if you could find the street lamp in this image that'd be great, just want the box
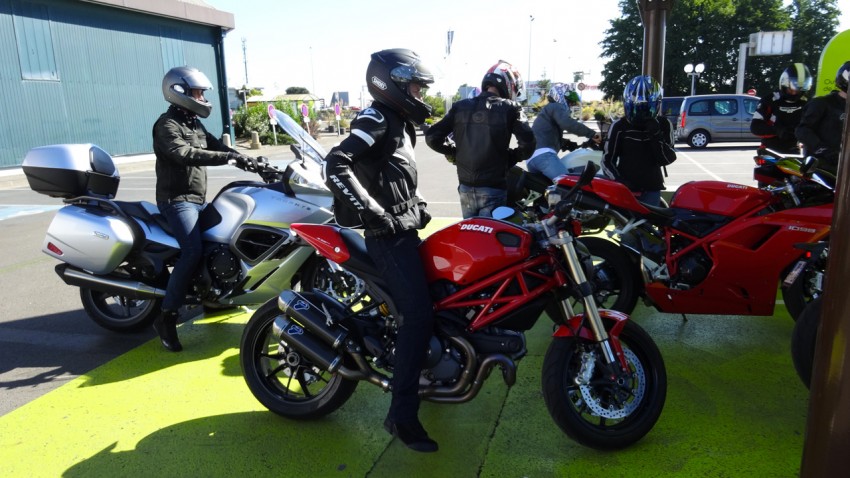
[528,15,534,93]
[684,63,705,96]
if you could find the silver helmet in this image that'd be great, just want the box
[162,66,214,118]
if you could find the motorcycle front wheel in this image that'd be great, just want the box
[541,319,667,450]
[79,288,160,332]
[240,298,358,419]
[791,296,821,389]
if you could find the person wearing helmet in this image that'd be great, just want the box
[527,83,601,180]
[601,75,676,207]
[795,61,849,174]
[751,63,812,154]
[323,49,437,452]
[425,60,535,218]
[153,66,260,352]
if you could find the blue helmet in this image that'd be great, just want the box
[623,75,662,124]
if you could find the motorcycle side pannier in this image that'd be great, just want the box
[22,144,120,198]
[43,205,136,274]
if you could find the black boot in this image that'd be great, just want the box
[152,309,182,352]
[383,418,438,453]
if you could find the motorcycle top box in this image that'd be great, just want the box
[22,144,120,198]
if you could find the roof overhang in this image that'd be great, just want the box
[78,0,235,31]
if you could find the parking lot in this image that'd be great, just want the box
[0,136,809,477]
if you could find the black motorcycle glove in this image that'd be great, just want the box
[229,152,259,172]
[363,213,396,237]
[418,203,432,229]
[559,138,579,152]
[256,156,270,169]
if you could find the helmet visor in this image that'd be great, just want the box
[181,69,213,91]
[390,64,434,86]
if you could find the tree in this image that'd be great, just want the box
[599,0,839,99]
[286,86,310,94]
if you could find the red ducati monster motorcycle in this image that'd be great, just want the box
[558,157,833,318]
[240,165,667,450]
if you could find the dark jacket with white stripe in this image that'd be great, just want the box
[601,116,676,192]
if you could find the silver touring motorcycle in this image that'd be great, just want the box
[22,110,361,332]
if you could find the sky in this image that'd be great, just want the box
[203,0,850,105]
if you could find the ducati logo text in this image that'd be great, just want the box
[461,224,494,234]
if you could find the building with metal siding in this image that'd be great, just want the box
[0,0,234,168]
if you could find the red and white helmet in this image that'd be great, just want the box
[481,60,524,101]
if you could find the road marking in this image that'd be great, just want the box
[0,205,61,221]
[675,150,724,181]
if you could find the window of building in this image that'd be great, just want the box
[12,0,59,81]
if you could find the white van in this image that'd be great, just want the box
[676,94,761,148]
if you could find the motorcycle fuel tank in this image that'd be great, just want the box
[670,181,771,217]
[420,218,532,285]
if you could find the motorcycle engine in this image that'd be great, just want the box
[674,250,711,287]
[205,245,242,289]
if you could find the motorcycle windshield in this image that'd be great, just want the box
[271,109,328,193]
[273,109,327,163]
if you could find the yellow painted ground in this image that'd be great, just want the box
[0,219,810,477]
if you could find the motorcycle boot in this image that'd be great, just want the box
[152,309,182,352]
[383,418,438,453]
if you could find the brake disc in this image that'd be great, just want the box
[579,348,645,419]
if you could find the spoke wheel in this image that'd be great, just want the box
[240,298,357,419]
[80,288,160,332]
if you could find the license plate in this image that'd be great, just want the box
[782,260,807,287]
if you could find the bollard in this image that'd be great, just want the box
[250,131,261,150]
[222,133,231,148]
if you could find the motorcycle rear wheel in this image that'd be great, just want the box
[781,263,823,321]
[791,296,821,389]
[79,288,160,332]
[541,320,667,450]
[240,298,358,419]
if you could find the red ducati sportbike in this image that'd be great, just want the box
[240,166,667,450]
[559,158,833,318]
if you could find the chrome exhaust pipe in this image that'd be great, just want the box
[55,264,165,299]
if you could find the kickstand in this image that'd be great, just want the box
[681,313,688,322]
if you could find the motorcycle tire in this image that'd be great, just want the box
[791,296,821,389]
[573,237,641,314]
[79,288,161,333]
[240,297,358,419]
[541,319,667,450]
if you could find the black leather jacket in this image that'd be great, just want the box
[425,92,535,189]
[323,101,428,232]
[153,105,233,204]
[795,91,847,172]
[751,92,807,153]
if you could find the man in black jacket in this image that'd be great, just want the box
[602,75,676,207]
[796,61,849,175]
[425,61,535,218]
[750,63,812,154]
[153,66,258,352]
[323,49,437,453]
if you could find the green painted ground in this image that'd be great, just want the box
[0,220,809,477]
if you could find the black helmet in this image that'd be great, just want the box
[366,49,435,125]
[162,66,214,118]
[481,60,524,101]
[778,63,812,101]
[835,61,850,93]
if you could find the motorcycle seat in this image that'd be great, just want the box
[114,201,172,235]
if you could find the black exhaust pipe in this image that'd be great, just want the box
[55,264,165,299]
[274,316,343,373]
[277,290,348,348]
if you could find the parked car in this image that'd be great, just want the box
[660,96,685,126]
[676,94,760,148]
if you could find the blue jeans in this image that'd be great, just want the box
[458,185,507,219]
[527,151,567,180]
[634,190,661,207]
[365,229,434,423]
[159,201,205,311]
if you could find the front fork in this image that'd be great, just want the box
[552,229,624,369]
